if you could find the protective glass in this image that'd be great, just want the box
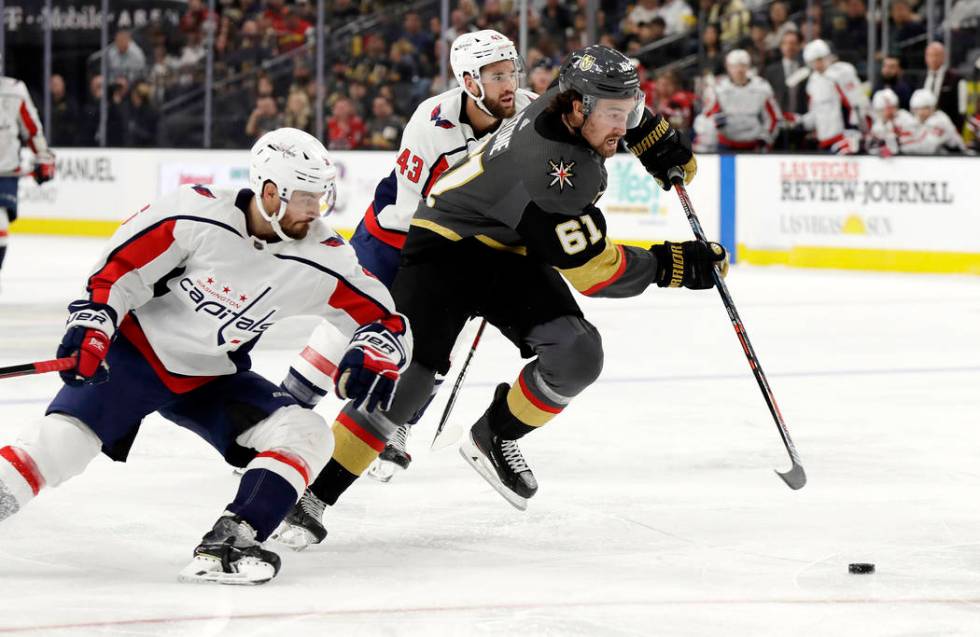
[591,95,645,129]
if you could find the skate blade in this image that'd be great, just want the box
[177,557,275,585]
[269,523,318,552]
[366,458,402,483]
[458,437,528,512]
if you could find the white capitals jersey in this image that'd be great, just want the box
[84,185,402,385]
[362,86,536,248]
[802,61,870,150]
[702,75,781,148]
[870,109,919,155]
[0,76,49,175]
[899,110,968,155]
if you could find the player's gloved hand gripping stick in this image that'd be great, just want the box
[667,167,806,490]
[335,320,411,413]
[0,300,116,382]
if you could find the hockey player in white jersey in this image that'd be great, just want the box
[795,39,871,154]
[701,49,781,151]
[868,88,919,156]
[0,70,56,283]
[0,128,411,585]
[279,30,535,490]
[901,88,969,155]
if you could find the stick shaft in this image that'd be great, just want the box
[672,182,804,480]
[432,319,487,445]
[0,356,75,380]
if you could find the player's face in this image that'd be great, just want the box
[582,97,635,158]
[280,190,325,239]
[882,104,897,120]
[810,57,829,73]
[727,63,749,84]
[913,106,933,123]
[480,59,519,119]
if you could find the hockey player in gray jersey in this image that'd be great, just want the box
[274,45,726,544]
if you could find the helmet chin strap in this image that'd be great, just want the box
[256,194,295,242]
[465,76,495,118]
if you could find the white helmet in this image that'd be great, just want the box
[725,49,751,68]
[910,88,937,110]
[871,88,899,111]
[249,127,337,241]
[450,29,521,116]
[802,39,832,65]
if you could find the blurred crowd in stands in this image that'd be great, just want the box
[37,0,980,153]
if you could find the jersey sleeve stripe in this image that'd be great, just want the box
[764,100,779,134]
[559,240,627,296]
[88,219,178,304]
[364,202,408,249]
[18,101,39,138]
[419,143,468,197]
[421,155,451,197]
[328,279,389,325]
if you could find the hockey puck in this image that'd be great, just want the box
[848,563,875,574]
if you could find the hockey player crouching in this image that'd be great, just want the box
[0,128,411,584]
[274,45,728,546]
[278,30,535,489]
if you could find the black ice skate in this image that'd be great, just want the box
[178,514,281,585]
[367,424,412,483]
[269,489,327,551]
[459,383,538,511]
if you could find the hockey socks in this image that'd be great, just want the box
[226,468,298,541]
[272,408,387,550]
[309,409,386,505]
[498,363,570,438]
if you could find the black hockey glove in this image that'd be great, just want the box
[624,107,697,191]
[649,241,728,289]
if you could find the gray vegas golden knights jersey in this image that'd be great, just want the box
[405,87,659,298]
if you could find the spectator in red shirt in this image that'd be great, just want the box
[263,0,287,33]
[327,97,366,150]
[278,7,311,52]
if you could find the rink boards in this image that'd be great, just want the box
[11,149,980,275]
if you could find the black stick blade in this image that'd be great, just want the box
[776,462,807,490]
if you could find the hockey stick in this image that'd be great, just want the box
[430,318,488,450]
[0,356,76,380]
[669,171,807,490]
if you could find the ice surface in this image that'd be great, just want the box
[1,235,979,636]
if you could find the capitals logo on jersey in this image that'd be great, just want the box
[430,104,455,129]
[178,276,279,346]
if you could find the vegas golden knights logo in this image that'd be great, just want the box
[578,55,595,72]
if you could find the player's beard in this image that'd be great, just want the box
[281,217,313,240]
[484,92,516,119]
[596,134,622,158]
